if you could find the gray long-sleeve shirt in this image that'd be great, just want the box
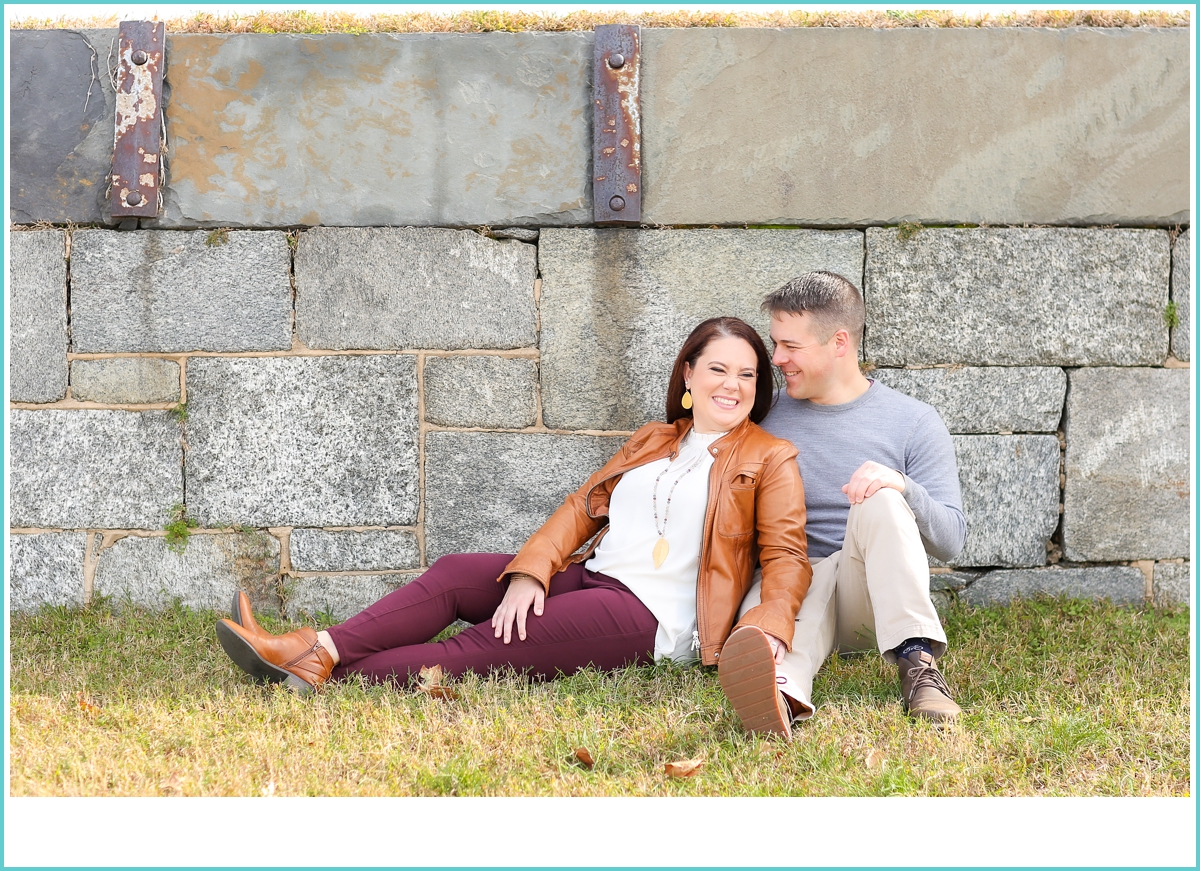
[761,381,966,562]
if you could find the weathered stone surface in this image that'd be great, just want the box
[961,566,1145,607]
[186,356,419,527]
[9,231,67,402]
[643,28,1189,226]
[70,230,292,353]
[93,533,281,612]
[929,570,979,592]
[539,229,864,430]
[1153,562,1190,607]
[10,29,117,224]
[290,529,420,573]
[945,435,1060,568]
[10,410,181,529]
[872,367,1065,434]
[285,574,405,623]
[296,229,536,351]
[155,32,592,228]
[425,432,625,559]
[71,358,181,404]
[8,532,87,612]
[1062,368,1190,561]
[1172,229,1190,361]
[866,228,1170,366]
[492,228,539,242]
[424,356,538,429]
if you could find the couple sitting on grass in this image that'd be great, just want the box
[217,271,966,738]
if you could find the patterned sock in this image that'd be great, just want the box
[893,637,934,661]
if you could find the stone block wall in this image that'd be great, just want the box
[7,224,1191,615]
[7,26,1191,615]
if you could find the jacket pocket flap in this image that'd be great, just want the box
[729,462,764,488]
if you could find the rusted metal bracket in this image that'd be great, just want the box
[110,20,165,221]
[593,25,641,226]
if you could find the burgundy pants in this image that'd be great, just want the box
[325,553,658,685]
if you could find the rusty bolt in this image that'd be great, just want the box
[608,53,625,69]
[132,50,148,65]
[609,195,626,212]
[126,191,143,206]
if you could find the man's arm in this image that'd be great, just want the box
[899,409,966,562]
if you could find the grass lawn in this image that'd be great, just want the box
[7,596,1191,797]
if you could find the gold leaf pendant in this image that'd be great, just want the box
[652,537,669,569]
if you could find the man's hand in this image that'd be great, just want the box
[492,573,545,643]
[841,460,905,504]
[765,632,787,665]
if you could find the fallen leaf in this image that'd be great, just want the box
[664,758,704,778]
[417,665,460,700]
[1020,716,1035,723]
[756,744,785,760]
[76,691,101,716]
[1062,676,1076,685]
[574,747,595,769]
[261,779,276,797]
[864,749,884,769]
[160,773,184,795]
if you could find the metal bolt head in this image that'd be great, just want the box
[126,190,143,206]
[608,53,625,69]
[609,195,626,212]
[132,50,148,65]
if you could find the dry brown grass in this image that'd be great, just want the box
[10,8,1190,34]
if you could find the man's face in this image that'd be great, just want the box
[769,311,841,402]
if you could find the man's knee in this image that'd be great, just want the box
[848,487,913,525]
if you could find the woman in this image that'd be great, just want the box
[217,317,812,737]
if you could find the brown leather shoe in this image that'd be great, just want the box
[898,650,961,726]
[718,626,792,740]
[230,590,268,636]
[216,619,333,696]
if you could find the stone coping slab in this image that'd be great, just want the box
[642,27,1189,226]
[154,32,592,228]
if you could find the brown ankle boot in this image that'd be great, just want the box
[230,590,268,636]
[898,650,961,726]
[216,619,334,696]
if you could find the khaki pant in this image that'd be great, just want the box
[737,488,946,720]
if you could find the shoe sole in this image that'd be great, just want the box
[215,620,313,697]
[718,627,790,739]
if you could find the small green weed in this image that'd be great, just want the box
[896,221,924,242]
[1164,301,1180,329]
[205,228,229,247]
[164,504,200,554]
[170,402,188,423]
[285,231,299,252]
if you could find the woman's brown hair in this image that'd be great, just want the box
[666,317,776,425]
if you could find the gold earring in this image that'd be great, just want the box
[681,387,693,410]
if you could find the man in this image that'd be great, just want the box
[720,270,966,733]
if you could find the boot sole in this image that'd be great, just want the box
[215,620,313,696]
[718,627,790,739]
[230,590,245,627]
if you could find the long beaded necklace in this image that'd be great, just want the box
[650,446,709,570]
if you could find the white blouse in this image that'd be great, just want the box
[585,429,725,661]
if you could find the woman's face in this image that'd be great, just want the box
[682,335,758,434]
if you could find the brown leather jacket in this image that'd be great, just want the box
[501,417,811,665]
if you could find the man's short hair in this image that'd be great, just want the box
[761,271,865,349]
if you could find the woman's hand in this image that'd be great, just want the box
[492,573,545,644]
[764,632,787,665]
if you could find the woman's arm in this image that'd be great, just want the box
[735,445,811,651]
